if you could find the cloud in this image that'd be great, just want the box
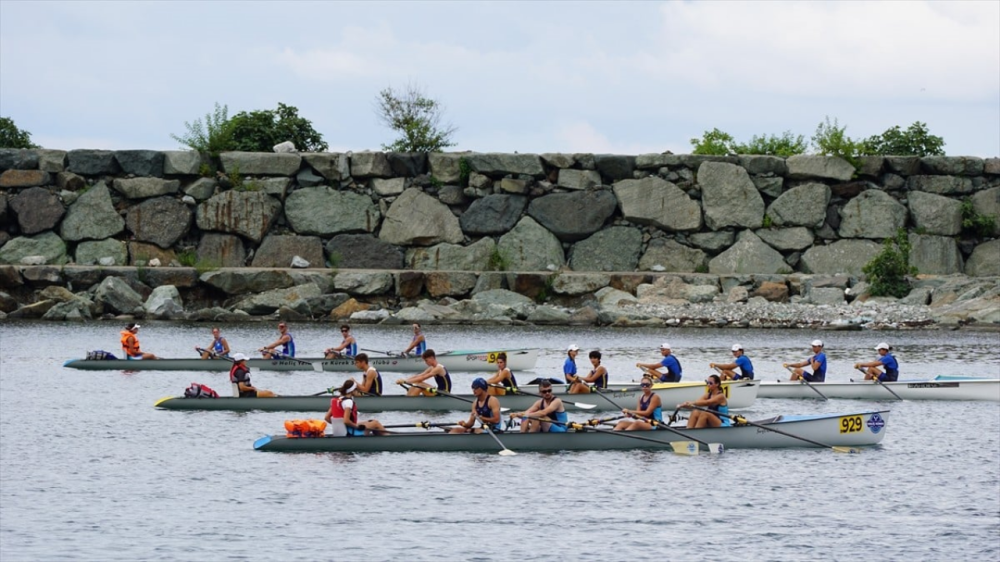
[553,121,683,155]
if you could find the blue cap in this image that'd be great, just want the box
[471,378,488,391]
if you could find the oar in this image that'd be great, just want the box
[856,367,904,401]
[195,347,222,359]
[259,349,323,372]
[688,405,861,454]
[361,347,400,357]
[785,365,829,401]
[397,382,510,412]
[590,388,712,454]
[381,421,457,430]
[489,384,597,410]
[477,415,516,456]
[566,421,702,456]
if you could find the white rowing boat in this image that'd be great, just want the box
[758,376,1000,401]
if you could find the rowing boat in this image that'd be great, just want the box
[64,348,539,373]
[154,380,759,412]
[758,376,1000,401]
[252,410,889,453]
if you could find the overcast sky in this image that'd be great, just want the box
[2,1,998,156]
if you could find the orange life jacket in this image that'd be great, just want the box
[120,331,140,357]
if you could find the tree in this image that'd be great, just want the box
[861,121,945,156]
[862,229,918,298]
[229,103,328,152]
[0,117,39,149]
[375,84,456,152]
[170,102,235,156]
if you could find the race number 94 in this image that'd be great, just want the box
[487,353,498,363]
[839,415,863,434]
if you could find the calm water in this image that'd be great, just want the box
[1,321,998,561]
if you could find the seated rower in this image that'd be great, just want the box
[856,342,899,382]
[569,350,609,394]
[449,378,503,434]
[260,322,295,359]
[229,353,276,398]
[197,327,230,359]
[485,352,518,396]
[401,323,427,357]
[710,344,754,381]
[396,349,452,396]
[678,374,728,429]
[325,380,387,437]
[344,353,383,396]
[325,324,357,359]
[514,380,568,433]
[614,376,663,432]
[636,342,681,383]
[563,344,580,387]
[121,323,157,360]
[784,340,827,382]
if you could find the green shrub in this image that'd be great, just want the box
[811,116,863,167]
[690,128,737,155]
[738,131,808,157]
[0,117,38,148]
[177,249,197,267]
[762,214,774,229]
[458,157,472,184]
[862,229,917,298]
[428,175,444,189]
[229,103,327,152]
[487,246,511,271]
[960,198,997,238]
[376,84,457,152]
[171,102,235,156]
[862,122,945,157]
[198,162,214,177]
[194,258,221,275]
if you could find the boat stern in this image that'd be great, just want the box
[253,435,273,450]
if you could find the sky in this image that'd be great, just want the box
[1,1,998,156]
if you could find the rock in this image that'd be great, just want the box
[94,276,144,314]
[233,283,322,315]
[37,150,67,173]
[753,281,789,303]
[613,176,701,231]
[8,300,57,319]
[467,153,545,178]
[786,155,855,181]
[75,238,127,266]
[254,177,293,199]
[115,150,164,177]
[472,272,506,294]
[920,156,984,176]
[438,185,468,206]
[296,167,325,188]
[330,298,371,319]
[800,240,882,275]
[508,273,552,300]
[304,293,351,316]
[970,187,1000,236]
[689,231,735,253]
[350,309,391,323]
[638,239,707,272]
[56,172,85,191]
[407,238,494,271]
[379,188,463,246]
[556,169,602,190]
[757,227,815,251]
[428,153,463,183]
[371,177,406,196]
[838,190,907,239]
[906,175,974,195]
[112,177,180,199]
[349,152,393,178]
[460,194,528,235]
[752,176,784,199]
[163,151,204,175]
[726,285,749,303]
[472,289,535,317]
[326,234,404,269]
[0,148,39,171]
[552,273,611,295]
[9,187,65,234]
[699,162,765,230]
[708,230,788,274]
[19,256,47,266]
[302,153,350,182]
[196,191,282,243]
[900,286,932,306]
[67,150,120,175]
[965,239,1000,276]
[425,272,478,298]
[144,285,184,318]
[739,155,788,176]
[197,234,246,268]
[637,276,718,304]
[200,269,296,294]
[183,177,217,200]
[146,267,198,289]
[333,272,394,295]
[596,286,638,307]
[0,170,51,188]
[273,141,297,153]
[885,156,921,176]
[0,265,23,289]
[594,155,636,182]
[766,182,830,228]
[526,305,573,325]
[526,191,617,241]
[0,232,67,265]
[396,271,425,299]
[808,287,845,306]
[386,153,427,177]
[986,158,1000,175]
[252,235,325,268]
[127,242,175,266]
[494,217,563,271]
[42,296,94,321]
[499,178,528,194]
[60,183,125,241]
[125,196,193,248]
[219,152,301,176]
[907,191,962,236]
[541,153,576,169]
[830,181,869,199]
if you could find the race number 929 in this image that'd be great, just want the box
[839,415,863,434]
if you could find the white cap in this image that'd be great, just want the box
[731,344,743,351]
[660,342,671,350]
[811,340,824,347]
[875,342,890,350]
[232,353,248,361]
[567,344,580,352]
[132,324,141,329]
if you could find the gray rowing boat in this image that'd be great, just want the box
[758,376,1000,401]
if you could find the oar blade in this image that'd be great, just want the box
[669,441,700,456]
[498,448,517,457]
[574,402,597,410]
[832,446,862,454]
[708,443,724,455]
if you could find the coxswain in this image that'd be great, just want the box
[197,327,230,359]
[679,374,728,429]
[325,324,357,359]
[229,353,276,398]
[401,323,427,357]
[324,380,388,437]
[121,323,157,360]
[563,344,580,385]
[710,344,754,381]
[857,342,900,382]
[513,379,568,433]
[636,342,682,382]
[396,349,452,396]
[485,352,518,396]
[260,322,295,359]
[449,378,503,434]
[614,376,663,431]
[784,340,827,382]
[568,350,609,394]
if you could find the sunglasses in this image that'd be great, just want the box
[705,380,716,385]
[341,329,349,333]
[640,383,652,388]
[540,389,553,394]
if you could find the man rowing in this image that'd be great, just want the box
[678,374,728,428]
[345,353,383,396]
[230,353,275,398]
[568,350,609,394]
[856,342,900,382]
[396,349,453,396]
[710,344,754,380]
[197,327,230,359]
[449,378,503,434]
[325,380,388,437]
[325,324,357,359]
[637,342,681,382]
[485,352,518,395]
[514,380,568,433]
[401,323,426,357]
[260,322,295,359]
[121,323,157,360]
[614,376,663,431]
[783,340,827,382]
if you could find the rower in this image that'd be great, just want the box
[710,344,754,381]
[401,323,426,357]
[514,380,568,433]
[325,380,388,437]
[449,378,503,434]
[396,349,452,396]
[563,344,580,386]
[636,342,682,383]
[784,340,827,382]
[325,324,357,359]
[614,376,663,431]
[678,374,728,428]
[346,353,383,396]
[260,322,295,359]
[485,352,518,396]
[197,327,230,359]
[857,342,899,382]
[121,323,157,360]
[229,353,276,398]
[568,350,609,394]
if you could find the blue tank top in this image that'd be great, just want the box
[639,393,663,425]
[212,337,226,355]
[879,353,899,381]
[546,403,568,428]
[282,334,295,357]
[411,335,426,355]
[474,396,500,431]
[368,369,383,396]
[434,367,452,392]
[342,338,357,358]
[589,367,608,389]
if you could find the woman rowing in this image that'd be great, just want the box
[613,376,663,432]
[568,350,609,394]
[324,380,388,437]
[485,352,518,395]
[229,353,276,398]
[514,380,568,433]
[678,374,728,428]
[401,323,427,357]
[345,353,383,396]
[449,378,503,434]
[396,349,452,396]
[856,342,899,382]
[197,327,230,359]
[325,324,357,359]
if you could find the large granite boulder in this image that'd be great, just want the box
[94,276,144,314]
[144,285,184,318]
[906,175,974,195]
[460,194,528,235]
[349,152,393,178]
[800,240,881,275]
[325,234,404,269]
[739,155,788,175]
[380,188,463,246]
[387,153,428,177]
[689,231,735,253]
[552,273,611,295]
[0,231,67,265]
[200,269,297,295]
[920,156,984,176]
[302,153,350,182]
[0,170,51,188]
[466,153,545,178]
[9,187,65,234]
[527,190,617,241]
[569,227,642,272]
[333,272,394,295]
[233,283,322,315]
[425,271,478,298]
[557,169,602,190]
[126,196,193,248]
[964,239,1000,277]
[428,153,462,183]
[698,162,764,230]
[786,155,854,181]
[970,187,1000,236]
[197,233,246,267]
[163,151,204,175]
[637,276,719,304]
[708,230,787,274]
[838,191,907,239]
[60,183,125,241]
[908,234,963,275]
[638,239,708,272]
[284,187,380,236]
[76,239,127,266]
[115,150,164,177]
[184,178,218,201]
[196,191,282,243]
[220,152,301,176]
[497,217,564,271]
[766,182,830,228]
[613,176,701,231]
[594,155,636,182]
[252,235,325,268]
[127,242,177,266]
[907,191,962,236]
[112,178,180,199]
[370,177,406,196]
[407,238,495,271]
[757,227,815,251]
[67,150,119,175]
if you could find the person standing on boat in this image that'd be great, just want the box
[857,342,899,382]
[563,344,580,385]
[514,380,568,433]
[784,340,827,382]
[396,349,453,396]
[450,378,503,434]
[401,323,426,357]
[345,353,383,396]
[614,376,663,432]
[325,380,388,437]
[197,327,230,359]
[230,353,276,398]
[485,352,518,396]
[637,343,682,383]
[325,324,357,359]
[710,344,754,381]
[679,374,728,429]
[260,322,295,359]
[568,350,609,394]
[121,323,157,360]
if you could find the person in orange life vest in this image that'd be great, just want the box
[396,349,453,396]
[324,380,388,437]
[120,323,157,360]
[229,353,276,398]
[449,378,503,434]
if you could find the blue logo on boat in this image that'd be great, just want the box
[866,413,885,434]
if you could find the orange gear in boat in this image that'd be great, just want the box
[120,331,141,357]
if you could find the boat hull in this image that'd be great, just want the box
[155,380,758,412]
[758,378,1000,401]
[253,410,890,453]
